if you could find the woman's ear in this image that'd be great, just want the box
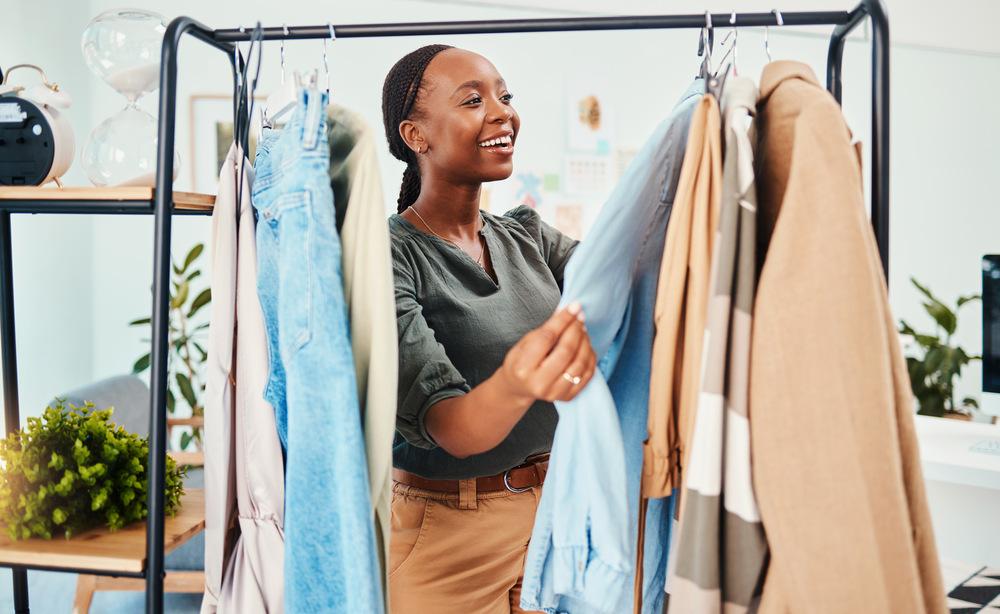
[399,120,427,155]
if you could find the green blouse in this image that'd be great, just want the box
[389,205,580,479]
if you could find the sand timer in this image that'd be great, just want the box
[80,9,179,187]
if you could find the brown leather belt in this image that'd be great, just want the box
[393,454,549,494]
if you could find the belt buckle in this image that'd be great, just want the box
[503,468,531,494]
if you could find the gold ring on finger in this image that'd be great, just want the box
[562,372,582,385]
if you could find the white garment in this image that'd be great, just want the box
[202,146,285,614]
[328,104,397,599]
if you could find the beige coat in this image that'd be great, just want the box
[203,146,285,614]
[643,93,722,499]
[750,61,945,614]
[328,104,398,599]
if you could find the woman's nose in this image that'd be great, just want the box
[487,99,513,122]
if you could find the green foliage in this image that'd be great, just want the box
[130,243,210,451]
[899,277,982,417]
[0,400,185,540]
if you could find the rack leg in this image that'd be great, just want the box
[868,0,890,281]
[11,568,27,614]
[0,212,29,614]
[146,18,190,614]
[825,0,891,282]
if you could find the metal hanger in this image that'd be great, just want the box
[241,24,263,152]
[261,24,298,130]
[713,11,738,78]
[323,23,336,100]
[765,9,783,63]
[697,10,713,81]
[232,26,246,148]
[231,23,262,214]
[699,11,726,99]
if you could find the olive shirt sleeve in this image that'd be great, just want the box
[504,205,580,290]
[391,255,471,449]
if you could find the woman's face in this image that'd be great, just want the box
[402,48,521,184]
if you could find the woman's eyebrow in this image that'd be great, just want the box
[451,78,507,97]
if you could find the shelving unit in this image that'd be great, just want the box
[0,490,205,576]
[0,187,214,214]
[0,1,889,611]
[0,186,213,614]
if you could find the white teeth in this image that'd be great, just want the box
[479,135,512,147]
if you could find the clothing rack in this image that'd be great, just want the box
[0,2,888,612]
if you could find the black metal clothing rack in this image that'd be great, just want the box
[0,2,888,612]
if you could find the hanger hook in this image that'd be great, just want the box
[234,25,244,87]
[730,11,738,76]
[701,11,713,67]
[280,24,289,84]
[323,24,336,99]
[765,9,783,62]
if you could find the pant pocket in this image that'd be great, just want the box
[389,491,434,577]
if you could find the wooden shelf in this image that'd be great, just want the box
[0,186,214,211]
[0,489,204,575]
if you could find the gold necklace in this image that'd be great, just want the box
[409,206,486,267]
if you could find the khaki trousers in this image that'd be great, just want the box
[389,481,543,614]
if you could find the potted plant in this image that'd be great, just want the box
[129,243,211,449]
[898,277,981,419]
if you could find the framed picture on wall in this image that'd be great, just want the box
[188,93,261,193]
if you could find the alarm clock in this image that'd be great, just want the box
[0,64,75,186]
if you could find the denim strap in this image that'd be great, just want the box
[301,88,325,151]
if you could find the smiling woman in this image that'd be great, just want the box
[381,46,595,613]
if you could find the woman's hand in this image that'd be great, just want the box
[499,301,598,404]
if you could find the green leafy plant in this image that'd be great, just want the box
[0,400,185,540]
[899,277,981,417]
[130,243,211,451]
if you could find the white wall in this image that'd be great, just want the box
[3,2,999,426]
[890,43,1000,414]
[0,1,96,428]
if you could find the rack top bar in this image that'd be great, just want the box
[212,10,854,42]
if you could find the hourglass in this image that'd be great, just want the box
[80,9,179,187]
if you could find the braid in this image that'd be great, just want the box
[381,44,453,213]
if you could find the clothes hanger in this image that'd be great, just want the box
[233,23,262,152]
[260,24,299,131]
[322,23,336,100]
[764,9,783,63]
[231,23,262,215]
[699,11,725,99]
[713,11,738,78]
[232,27,243,147]
[697,10,713,81]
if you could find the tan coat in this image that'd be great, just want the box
[750,61,946,614]
[643,94,722,499]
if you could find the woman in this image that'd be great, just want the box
[382,44,597,613]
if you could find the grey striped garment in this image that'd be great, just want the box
[666,76,768,613]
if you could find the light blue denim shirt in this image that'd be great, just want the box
[521,80,703,614]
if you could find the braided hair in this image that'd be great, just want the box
[382,44,453,214]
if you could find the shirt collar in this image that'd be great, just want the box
[758,60,821,103]
[722,75,758,113]
[679,78,706,105]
